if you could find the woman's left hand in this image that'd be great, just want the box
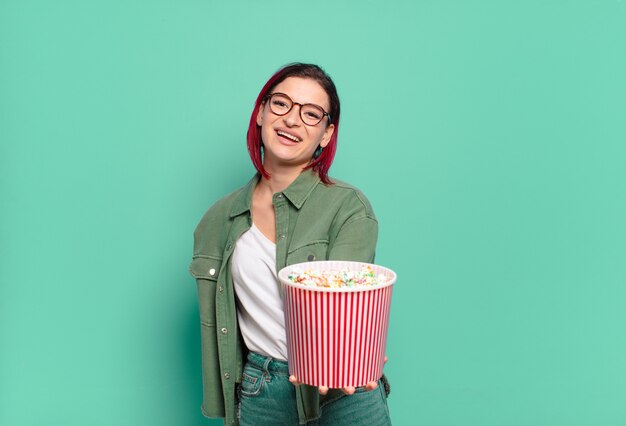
[289,356,387,395]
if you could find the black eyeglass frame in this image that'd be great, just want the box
[263,92,332,126]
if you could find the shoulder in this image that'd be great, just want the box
[192,184,247,256]
[315,177,376,220]
[200,187,242,223]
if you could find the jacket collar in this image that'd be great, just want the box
[283,169,321,209]
[229,169,321,218]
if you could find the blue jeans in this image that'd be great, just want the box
[238,352,392,425]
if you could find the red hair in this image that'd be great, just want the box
[246,63,340,185]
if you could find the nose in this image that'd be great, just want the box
[283,104,302,126]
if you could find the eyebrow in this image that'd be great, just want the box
[270,92,328,110]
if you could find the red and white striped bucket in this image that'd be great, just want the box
[278,260,396,388]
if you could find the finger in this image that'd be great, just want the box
[341,386,355,395]
[289,375,302,386]
[384,356,388,364]
[318,386,329,395]
[365,381,378,391]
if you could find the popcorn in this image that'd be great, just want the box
[287,265,389,288]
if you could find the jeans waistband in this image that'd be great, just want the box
[246,351,290,374]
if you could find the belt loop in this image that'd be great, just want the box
[262,355,272,382]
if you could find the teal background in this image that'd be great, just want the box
[1,1,625,425]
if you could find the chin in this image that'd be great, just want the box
[267,154,311,168]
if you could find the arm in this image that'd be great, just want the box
[291,214,384,395]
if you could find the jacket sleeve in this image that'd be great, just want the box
[327,215,378,263]
[189,255,225,417]
[189,207,228,419]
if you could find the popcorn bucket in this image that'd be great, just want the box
[278,260,396,388]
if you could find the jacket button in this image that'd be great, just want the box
[221,327,228,334]
[218,285,223,292]
[307,255,315,261]
[277,194,283,199]
[280,234,286,239]
[224,372,230,379]
[227,243,232,251]
[209,268,216,276]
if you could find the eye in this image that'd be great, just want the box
[272,99,288,108]
[305,111,322,120]
[302,105,324,120]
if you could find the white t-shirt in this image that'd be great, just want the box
[231,223,287,361]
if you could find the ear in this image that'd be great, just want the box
[256,103,265,126]
[320,123,335,148]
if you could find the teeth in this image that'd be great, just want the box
[277,130,300,142]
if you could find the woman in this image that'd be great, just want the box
[190,63,391,425]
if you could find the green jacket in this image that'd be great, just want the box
[189,169,378,425]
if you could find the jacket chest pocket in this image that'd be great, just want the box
[286,240,329,265]
[190,256,223,326]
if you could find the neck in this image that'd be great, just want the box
[258,163,305,194]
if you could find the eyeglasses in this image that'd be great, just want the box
[264,92,331,126]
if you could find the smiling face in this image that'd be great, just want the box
[256,77,335,171]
